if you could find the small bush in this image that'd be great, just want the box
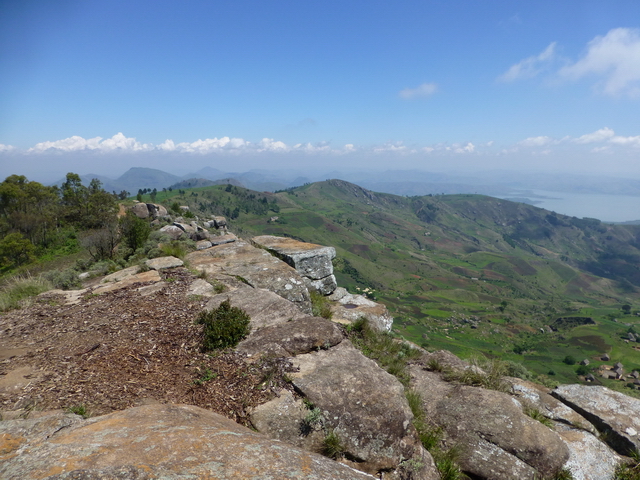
[563,355,576,365]
[196,299,251,351]
[310,290,332,319]
[43,268,82,290]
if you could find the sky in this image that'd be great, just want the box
[1,0,640,183]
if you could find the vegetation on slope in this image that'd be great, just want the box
[156,180,640,391]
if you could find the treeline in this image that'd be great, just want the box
[197,184,279,219]
[0,173,119,269]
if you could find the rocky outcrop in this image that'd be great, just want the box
[130,202,168,219]
[204,286,306,331]
[236,315,344,358]
[552,384,640,455]
[556,423,623,480]
[330,291,393,331]
[158,224,184,239]
[507,377,597,433]
[0,404,377,479]
[145,255,184,270]
[289,340,434,477]
[252,235,337,295]
[410,364,570,480]
[186,239,312,313]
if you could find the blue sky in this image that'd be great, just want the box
[2,0,640,182]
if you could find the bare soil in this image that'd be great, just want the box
[0,268,290,425]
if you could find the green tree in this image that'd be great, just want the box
[0,175,59,247]
[119,211,151,252]
[0,232,36,269]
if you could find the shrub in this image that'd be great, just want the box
[196,299,251,351]
[576,365,591,376]
[43,268,82,290]
[563,355,576,365]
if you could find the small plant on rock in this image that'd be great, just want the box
[615,449,640,480]
[196,299,251,351]
[310,290,332,319]
[322,429,345,459]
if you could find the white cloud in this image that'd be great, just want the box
[574,127,615,144]
[0,144,15,152]
[454,142,475,153]
[399,83,438,99]
[518,136,553,147]
[498,42,557,82]
[27,133,151,153]
[559,28,640,97]
[373,141,409,153]
[609,135,640,147]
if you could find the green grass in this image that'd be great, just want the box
[0,275,53,312]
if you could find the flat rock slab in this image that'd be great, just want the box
[251,235,336,280]
[331,293,393,332]
[290,340,422,474]
[92,270,162,295]
[552,384,640,455]
[205,286,306,332]
[186,240,311,313]
[0,404,377,479]
[508,378,596,433]
[210,233,237,245]
[556,424,622,480]
[102,265,140,283]
[236,315,344,358]
[145,255,184,270]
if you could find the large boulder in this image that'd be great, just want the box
[556,424,622,480]
[130,202,150,218]
[252,235,337,294]
[552,384,640,455]
[158,224,184,240]
[0,404,377,479]
[289,340,435,477]
[331,293,393,331]
[236,315,344,358]
[409,365,570,480]
[204,286,306,332]
[186,240,312,313]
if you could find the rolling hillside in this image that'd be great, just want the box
[150,179,640,386]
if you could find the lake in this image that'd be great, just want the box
[499,189,640,223]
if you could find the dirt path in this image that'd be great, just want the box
[0,268,283,424]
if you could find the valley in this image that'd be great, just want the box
[153,179,640,389]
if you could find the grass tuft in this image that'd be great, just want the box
[0,274,52,312]
[310,290,332,319]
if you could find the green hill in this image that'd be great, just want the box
[151,179,640,387]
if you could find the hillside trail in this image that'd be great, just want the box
[0,268,279,423]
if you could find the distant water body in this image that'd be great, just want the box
[500,189,640,223]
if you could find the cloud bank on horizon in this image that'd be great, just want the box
[1,2,640,180]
